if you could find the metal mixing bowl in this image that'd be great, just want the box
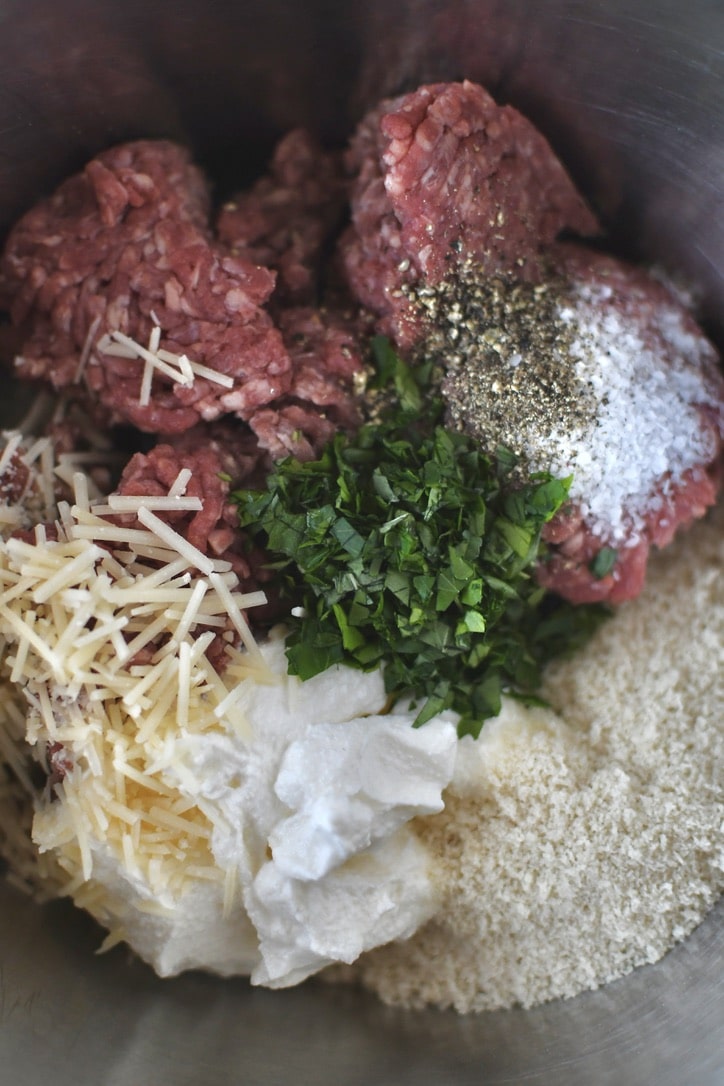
[0,2,722,1083]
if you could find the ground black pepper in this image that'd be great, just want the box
[406,264,597,478]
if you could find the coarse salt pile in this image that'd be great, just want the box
[547,282,720,542]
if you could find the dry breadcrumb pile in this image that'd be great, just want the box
[335,503,723,1012]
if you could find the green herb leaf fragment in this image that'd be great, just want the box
[589,546,618,579]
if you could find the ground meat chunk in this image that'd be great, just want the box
[0,140,291,435]
[116,424,267,580]
[217,130,348,306]
[170,418,272,487]
[248,307,364,460]
[340,80,599,348]
[0,447,29,507]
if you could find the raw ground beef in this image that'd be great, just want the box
[340,80,599,348]
[1,138,365,461]
[538,460,722,603]
[116,420,272,579]
[249,306,363,460]
[0,140,291,435]
[217,129,348,306]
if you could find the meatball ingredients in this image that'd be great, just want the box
[0,78,721,1014]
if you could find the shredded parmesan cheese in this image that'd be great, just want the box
[96,323,234,409]
[0,465,270,921]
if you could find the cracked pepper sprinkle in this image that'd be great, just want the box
[414,270,596,480]
[403,261,720,544]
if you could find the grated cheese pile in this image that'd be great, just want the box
[0,469,269,924]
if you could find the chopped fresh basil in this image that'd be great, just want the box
[234,341,607,737]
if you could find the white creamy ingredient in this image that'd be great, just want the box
[27,637,459,986]
[155,637,459,986]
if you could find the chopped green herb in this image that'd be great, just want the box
[589,546,618,579]
[234,342,607,737]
